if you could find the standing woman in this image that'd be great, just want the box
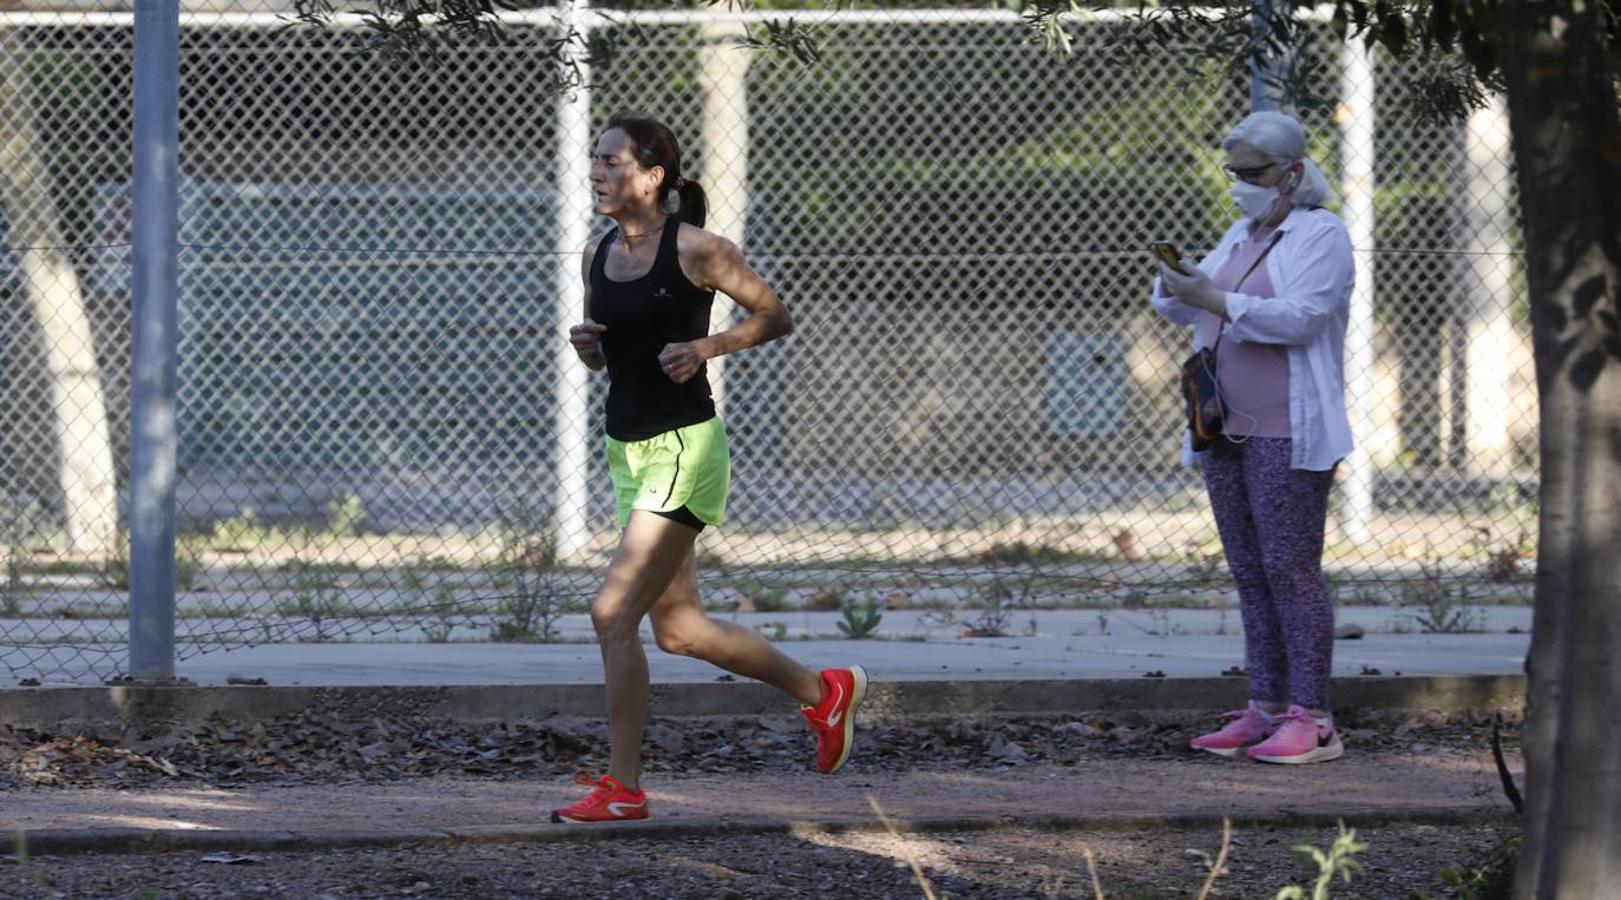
[555,114,867,823]
[1152,111,1355,764]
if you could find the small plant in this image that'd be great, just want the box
[913,597,962,631]
[96,533,198,591]
[280,560,345,642]
[402,569,459,643]
[961,563,1041,637]
[1469,522,1532,583]
[1417,594,1483,633]
[490,578,558,642]
[326,494,367,539]
[806,583,850,611]
[175,551,201,592]
[0,500,50,616]
[489,502,574,643]
[1144,607,1183,636]
[210,509,261,553]
[1436,835,1519,900]
[961,591,1014,637]
[1073,819,1241,899]
[96,534,130,589]
[2,549,27,620]
[734,574,791,612]
[1403,560,1484,634]
[1185,539,1225,584]
[836,597,883,639]
[1275,820,1368,900]
[1477,483,1538,582]
[422,619,455,643]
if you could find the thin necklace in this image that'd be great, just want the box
[619,218,666,245]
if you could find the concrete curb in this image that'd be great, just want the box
[0,807,1517,858]
[0,675,1524,729]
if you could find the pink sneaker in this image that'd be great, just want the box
[1189,702,1276,758]
[1246,705,1344,764]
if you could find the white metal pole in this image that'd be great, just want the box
[550,0,594,561]
[1462,94,1516,476]
[1338,37,1376,544]
[697,21,753,417]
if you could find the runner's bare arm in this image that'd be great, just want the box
[571,238,607,370]
[680,226,792,362]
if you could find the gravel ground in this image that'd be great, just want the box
[2,821,1519,899]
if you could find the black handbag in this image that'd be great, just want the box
[1181,343,1226,452]
[1177,232,1281,451]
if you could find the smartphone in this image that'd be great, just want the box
[1150,240,1191,276]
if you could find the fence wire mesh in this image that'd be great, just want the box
[0,5,1536,683]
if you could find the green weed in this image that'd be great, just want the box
[1276,821,1369,900]
[836,597,883,638]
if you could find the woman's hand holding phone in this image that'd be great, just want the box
[1150,240,1191,275]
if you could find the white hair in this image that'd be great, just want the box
[1222,111,1333,209]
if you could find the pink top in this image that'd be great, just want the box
[1194,233,1291,438]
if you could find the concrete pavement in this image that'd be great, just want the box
[10,604,1532,688]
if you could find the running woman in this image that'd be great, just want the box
[553,115,867,824]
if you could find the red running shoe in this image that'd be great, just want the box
[550,773,649,824]
[801,665,869,775]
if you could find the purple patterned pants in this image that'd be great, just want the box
[1201,437,1337,710]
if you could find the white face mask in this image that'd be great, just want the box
[1230,180,1282,220]
[1229,164,1301,220]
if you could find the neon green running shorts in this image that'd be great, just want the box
[605,416,730,529]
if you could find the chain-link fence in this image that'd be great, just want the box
[0,4,1536,683]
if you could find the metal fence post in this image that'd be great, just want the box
[127,0,181,680]
[551,0,595,562]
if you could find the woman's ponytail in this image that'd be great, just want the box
[674,178,708,229]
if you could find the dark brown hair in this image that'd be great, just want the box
[605,113,708,228]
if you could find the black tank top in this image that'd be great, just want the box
[588,218,717,441]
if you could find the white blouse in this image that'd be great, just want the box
[1151,205,1356,471]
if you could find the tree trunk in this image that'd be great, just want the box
[1501,0,1621,894]
[0,31,120,558]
